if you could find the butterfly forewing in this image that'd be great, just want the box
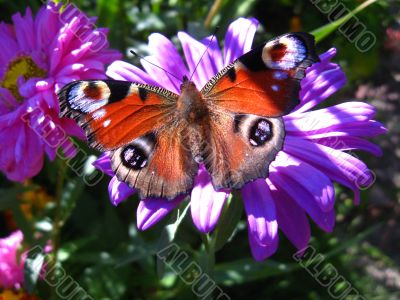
[202,32,319,117]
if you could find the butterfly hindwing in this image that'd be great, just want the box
[202,111,285,189]
[110,126,198,199]
[202,32,319,117]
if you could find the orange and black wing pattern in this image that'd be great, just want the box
[201,33,319,189]
[58,80,197,199]
[202,32,319,117]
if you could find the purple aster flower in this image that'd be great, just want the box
[0,2,121,182]
[94,18,386,260]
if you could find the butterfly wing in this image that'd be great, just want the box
[59,80,197,199]
[203,112,285,189]
[202,32,319,117]
[201,33,318,189]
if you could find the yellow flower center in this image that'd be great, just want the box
[0,56,47,101]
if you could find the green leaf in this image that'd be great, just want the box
[322,223,381,260]
[59,177,85,225]
[156,201,190,278]
[311,0,378,42]
[212,194,243,252]
[214,258,299,286]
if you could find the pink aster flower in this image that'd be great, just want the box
[94,18,386,260]
[0,2,121,182]
[0,231,24,289]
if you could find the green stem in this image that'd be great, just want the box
[204,0,223,29]
[200,234,216,300]
[50,159,67,299]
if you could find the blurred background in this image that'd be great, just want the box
[0,0,399,299]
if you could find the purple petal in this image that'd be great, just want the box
[241,179,278,255]
[106,60,159,86]
[248,230,279,261]
[268,179,310,250]
[313,136,383,157]
[145,33,188,92]
[108,176,135,206]
[284,136,376,191]
[269,155,335,232]
[92,153,114,177]
[285,102,377,133]
[201,35,223,74]
[177,31,219,88]
[0,23,18,67]
[272,152,335,212]
[294,48,346,113]
[223,18,259,65]
[141,56,182,93]
[137,196,186,230]
[190,166,229,233]
[12,8,35,52]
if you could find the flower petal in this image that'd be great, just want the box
[145,33,188,92]
[137,196,186,230]
[272,152,335,212]
[248,230,279,261]
[242,179,278,254]
[108,176,135,206]
[190,166,229,233]
[92,152,114,177]
[269,158,335,232]
[223,18,258,65]
[106,60,159,86]
[284,136,375,192]
[285,102,377,133]
[177,31,219,88]
[295,48,346,113]
[268,179,310,250]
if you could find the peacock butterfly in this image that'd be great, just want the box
[58,32,319,199]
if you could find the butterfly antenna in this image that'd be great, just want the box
[130,50,181,81]
[189,26,220,81]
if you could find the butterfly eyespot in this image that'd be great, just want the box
[121,145,148,170]
[249,119,273,147]
[84,82,103,99]
[262,35,307,70]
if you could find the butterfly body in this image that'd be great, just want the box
[58,32,319,200]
